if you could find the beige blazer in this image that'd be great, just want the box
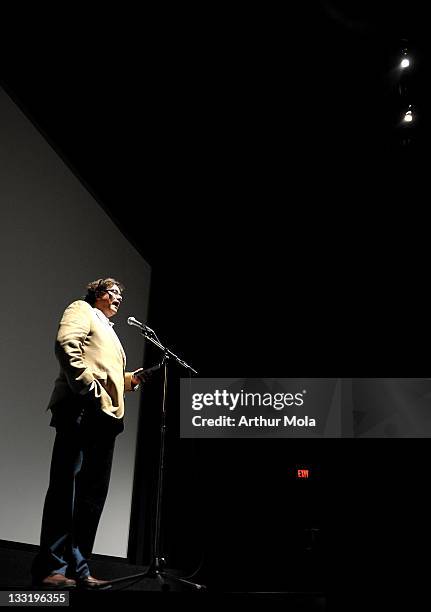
[47,300,136,419]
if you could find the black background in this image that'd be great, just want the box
[2,2,431,595]
[3,3,430,377]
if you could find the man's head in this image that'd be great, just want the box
[84,277,124,318]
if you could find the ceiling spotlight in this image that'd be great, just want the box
[403,107,413,123]
[400,42,411,69]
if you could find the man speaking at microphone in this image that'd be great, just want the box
[32,278,145,589]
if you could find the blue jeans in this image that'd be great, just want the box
[31,407,119,581]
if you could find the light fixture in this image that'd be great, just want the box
[403,105,414,123]
[400,42,411,69]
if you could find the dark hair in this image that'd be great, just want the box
[84,278,125,306]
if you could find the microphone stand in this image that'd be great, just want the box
[107,322,206,591]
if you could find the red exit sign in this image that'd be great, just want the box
[297,469,309,479]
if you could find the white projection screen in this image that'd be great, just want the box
[0,87,151,557]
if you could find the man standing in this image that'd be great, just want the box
[31,278,144,589]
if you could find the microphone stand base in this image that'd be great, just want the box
[101,563,207,591]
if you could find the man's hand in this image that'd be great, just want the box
[131,364,161,385]
[131,368,144,386]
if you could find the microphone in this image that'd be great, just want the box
[127,316,155,334]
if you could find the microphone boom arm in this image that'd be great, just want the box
[127,317,198,374]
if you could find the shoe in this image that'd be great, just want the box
[39,574,76,589]
[77,575,112,590]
